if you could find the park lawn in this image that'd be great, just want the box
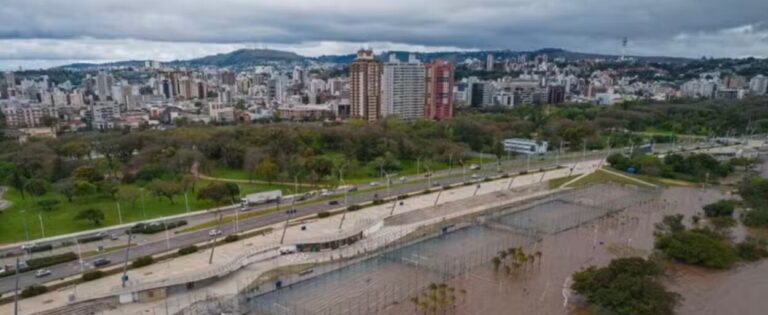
[0,180,300,243]
[564,169,655,188]
[548,175,580,189]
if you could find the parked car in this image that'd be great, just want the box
[208,229,222,237]
[92,258,111,267]
[109,234,119,240]
[35,269,52,278]
[469,164,480,170]
[471,174,479,179]
[328,200,340,206]
[398,177,406,182]
[347,186,358,192]
[369,181,380,186]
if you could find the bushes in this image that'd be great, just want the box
[571,257,679,315]
[27,252,78,270]
[742,209,768,228]
[654,229,737,269]
[703,200,735,218]
[317,211,331,218]
[346,205,362,211]
[736,237,768,261]
[397,194,409,200]
[178,246,199,256]
[129,220,188,234]
[81,270,104,282]
[371,198,385,205]
[20,285,48,298]
[224,234,239,243]
[131,256,155,269]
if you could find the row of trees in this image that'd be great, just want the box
[607,152,733,182]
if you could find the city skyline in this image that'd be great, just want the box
[1,0,768,69]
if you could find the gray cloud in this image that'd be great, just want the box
[0,0,767,69]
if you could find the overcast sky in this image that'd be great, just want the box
[1,0,767,70]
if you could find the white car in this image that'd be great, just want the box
[208,229,222,237]
[398,177,406,182]
[471,174,480,179]
[469,164,480,170]
[369,182,380,186]
[35,269,52,278]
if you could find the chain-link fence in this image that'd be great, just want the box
[235,184,659,315]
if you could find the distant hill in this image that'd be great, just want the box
[314,48,692,64]
[53,47,694,70]
[169,48,304,68]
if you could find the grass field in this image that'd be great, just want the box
[563,169,656,188]
[0,180,301,243]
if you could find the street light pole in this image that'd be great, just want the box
[21,209,29,242]
[120,232,133,288]
[38,213,45,238]
[184,192,190,214]
[140,188,146,219]
[116,201,123,225]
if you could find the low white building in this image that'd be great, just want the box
[503,138,548,155]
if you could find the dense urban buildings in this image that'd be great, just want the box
[2,47,768,132]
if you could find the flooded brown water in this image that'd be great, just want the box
[385,185,768,315]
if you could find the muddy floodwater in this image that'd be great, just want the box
[246,184,767,315]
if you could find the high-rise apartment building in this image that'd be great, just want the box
[424,59,454,121]
[381,54,425,121]
[486,53,494,71]
[749,75,768,95]
[350,49,381,121]
[96,71,113,100]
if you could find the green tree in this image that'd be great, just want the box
[148,179,182,204]
[116,186,141,209]
[25,178,48,197]
[571,257,679,315]
[37,199,60,212]
[75,208,106,226]
[655,229,738,269]
[73,181,97,199]
[702,200,735,218]
[654,214,685,236]
[98,179,120,199]
[197,182,239,205]
[255,159,279,183]
[71,165,104,183]
[54,180,75,202]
